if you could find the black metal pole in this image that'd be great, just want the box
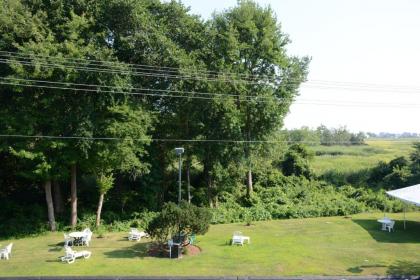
[178,154,182,204]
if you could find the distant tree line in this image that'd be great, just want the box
[366,132,420,139]
[284,125,366,146]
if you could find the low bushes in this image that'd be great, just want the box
[211,176,404,224]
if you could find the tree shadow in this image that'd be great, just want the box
[352,219,420,243]
[387,260,420,276]
[103,242,150,259]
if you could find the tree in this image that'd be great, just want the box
[89,104,153,226]
[206,0,309,196]
[280,144,313,179]
[146,202,212,250]
[95,173,114,227]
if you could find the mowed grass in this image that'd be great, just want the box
[310,140,417,176]
[0,212,419,276]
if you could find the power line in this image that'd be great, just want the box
[3,51,420,91]
[0,58,286,86]
[3,58,420,95]
[0,51,287,82]
[0,77,288,101]
[0,81,286,103]
[1,79,420,108]
[0,134,418,144]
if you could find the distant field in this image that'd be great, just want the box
[310,139,418,176]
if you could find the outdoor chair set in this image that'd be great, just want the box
[377,217,395,232]
[128,228,149,241]
[60,228,92,264]
[231,231,250,246]
[60,246,91,264]
[64,228,93,247]
[0,243,13,260]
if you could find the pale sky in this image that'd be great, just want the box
[179,0,420,133]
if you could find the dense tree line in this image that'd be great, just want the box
[0,0,309,233]
[285,125,366,146]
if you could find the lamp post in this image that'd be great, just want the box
[174,147,184,204]
[174,147,184,258]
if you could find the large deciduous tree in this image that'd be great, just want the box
[205,0,309,197]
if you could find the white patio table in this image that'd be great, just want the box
[69,232,86,245]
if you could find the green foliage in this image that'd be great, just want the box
[284,126,366,146]
[96,173,114,195]
[280,144,313,178]
[146,202,212,246]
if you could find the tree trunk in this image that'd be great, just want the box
[70,164,77,228]
[96,193,105,227]
[52,180,64,215]
[203,160,213,207]
[187,158,191,204]
[246,169,253,197]
[245,103,253,196]
[44,180,56,231]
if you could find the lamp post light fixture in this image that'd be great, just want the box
[174,147,184,205]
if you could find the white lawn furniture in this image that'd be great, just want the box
[64,233,73,246]
[231,231,251,246]
[69,228,92,246]
[61,246,91,264]
[128,228,149,241]
[377,217,393,231]
[385,220,395,232]
[80,228,93,246]
[0,243,13,260]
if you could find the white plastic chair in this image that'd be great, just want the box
[64,234,73,246]
[386,221,395,232]
[61,246,91,264]
[81,231,92,246]
[128,228,149,241]
[231,231,244,246]
[0,243,13,260]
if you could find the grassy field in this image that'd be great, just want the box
[310,140,417,176]
[0,212,419,276]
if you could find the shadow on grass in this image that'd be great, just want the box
[103,242,150,259]
[352,219,420,243]
[48,243,63,252]
[347,264,388,274]
[387,260,420,276]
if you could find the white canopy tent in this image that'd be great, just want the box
[386,184,420,229]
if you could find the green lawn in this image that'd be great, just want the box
[0,212,419,276]
[310,140,416,176]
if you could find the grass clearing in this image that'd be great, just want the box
[310,140,417,176]
[0,212,419,276]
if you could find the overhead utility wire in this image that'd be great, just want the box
[2,58,420,94]
[3,52,420,91]
[7,77,417,104]
[0,51,286,81]
[2,80,420,108]
[0,81,285,103]
[0,134,418,144]
[0,58,285,86]
[0,77,290,101]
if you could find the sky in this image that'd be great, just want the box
[178,0,420,133]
